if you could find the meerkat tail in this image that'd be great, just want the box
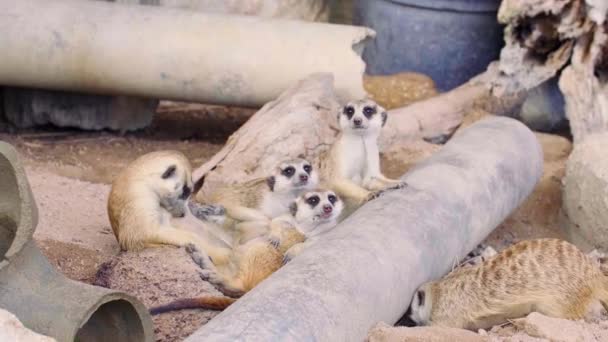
[149,296,236,315]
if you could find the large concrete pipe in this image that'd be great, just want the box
[0,142,154,342]
[185,116,543,341]
[0,0,373,107]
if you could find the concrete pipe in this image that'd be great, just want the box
[0,142,154,342]
[185,116,543,341]
[0,0,373,107]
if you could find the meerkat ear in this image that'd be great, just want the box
[289,202,298,216]
[162,165,177,179]
[266,176,276,192]
[381,111,388,127]
[192,174,206,194]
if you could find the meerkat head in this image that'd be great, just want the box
[145,152,193,202]
[408,283,434,326]
[288,189,343,235]
[338,99,387,136]
[266,158,319,194]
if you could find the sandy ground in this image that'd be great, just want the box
[1,99,605,341]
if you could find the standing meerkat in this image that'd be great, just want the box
[107,150,231,265]
[148,189,343,315]
[407,239,608,330]
[318,99,405,207]
[198,158,319,242]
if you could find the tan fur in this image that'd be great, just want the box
[317,99,404,211]
[409,239,608,330]
[198,158,319,244]
[107,150,231,265]
[150,189,342,314]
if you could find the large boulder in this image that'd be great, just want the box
[562,133,608,252]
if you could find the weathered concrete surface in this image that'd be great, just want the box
[561,133,608,252]
[0,142,154,342]
[0,0,372,107]
[186,116,543,341]
[0,308,56,342]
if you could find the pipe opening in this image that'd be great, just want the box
[0,153,19,259]
[76,299,146,342]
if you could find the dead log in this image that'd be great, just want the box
[193,72,503,198]
[558,4,608,143]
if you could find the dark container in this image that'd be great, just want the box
[354,0,504,91]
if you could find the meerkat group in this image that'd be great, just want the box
[149,189,344,314]
[407,239,608,330]
[106,98,404,315]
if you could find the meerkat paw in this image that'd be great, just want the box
[388,181,407,190]
[188,202,226,221]
[283,243,305,265]
[186,243,217,270]
[267,235,281,249]
[199,269,224,286]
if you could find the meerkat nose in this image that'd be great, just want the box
[322,205,332,213]
[299,174,308,182]
[353,118,362,126]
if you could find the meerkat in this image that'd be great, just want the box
[199,158,319,243]
[406,239,608,331]
[318,99,405,209]
[107,150,232,265]
[148,189,343,315]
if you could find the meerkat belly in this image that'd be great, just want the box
[338,136,367,184]
[259,193,292,219]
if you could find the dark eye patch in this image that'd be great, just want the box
[417,290,425,306]
[281,166,296,178]
[306,195,320,207]
[162,165,176,179]
[303,164,312,174]
[343,106,355,119]
[363,106,376,118]
[328,194,337,204]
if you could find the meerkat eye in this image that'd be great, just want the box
[306,195,320,206]
[162,165,177,179]
[417,290,425,306]
[363,106,376,118]
[343,106,355,119]
[328,194,337,204]
[303,164,312,174]
[281,166,295,178]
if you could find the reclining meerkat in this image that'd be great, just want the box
[407,238,608,330]
[148,189,343,315]
[198,158,319,243]
[318,99,405,208]
[107,150,231,265]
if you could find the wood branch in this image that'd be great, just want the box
[559,9,608,143]
[490,0,591,96]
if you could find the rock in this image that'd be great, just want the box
[0,308,56,342]
[2,88,157,132]
[513,312,608,342]
[518,77,567,132]
[367,322,487,342]
[562,133,608,252]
